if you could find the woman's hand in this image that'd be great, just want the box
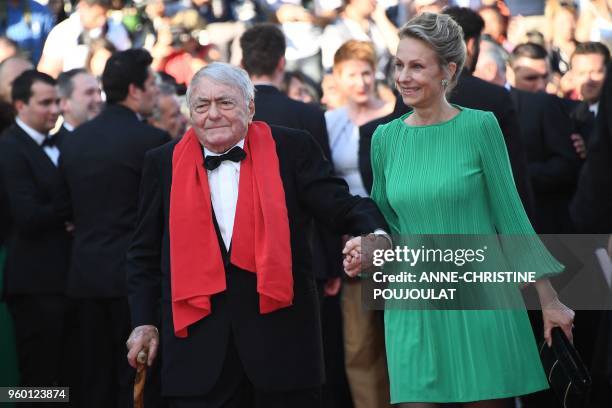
[343,233,392,277]
[542,297,575,347]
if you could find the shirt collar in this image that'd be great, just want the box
[63,121,75,132]
[203,138,245,157]
[16,117,48,146]
[589,102,599,116]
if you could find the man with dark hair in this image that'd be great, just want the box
[563,42,610,158]
[56,49,169,408]
[508,42,551,93]
[0,69,73,390]
[507,42,580,234]
[56,68,102,135]
[239,23,331,173]
[240,23,352,407]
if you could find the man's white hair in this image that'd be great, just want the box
[186,62,255,109]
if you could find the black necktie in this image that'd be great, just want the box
[41,135,56,148]
[204,146,246,171]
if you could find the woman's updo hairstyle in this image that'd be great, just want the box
[399,12,466,93]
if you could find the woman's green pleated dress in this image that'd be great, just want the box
[370,106,562,403]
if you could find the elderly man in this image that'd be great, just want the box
[148,81,187,139]
[125,62,388,407]
[56,68,102,135]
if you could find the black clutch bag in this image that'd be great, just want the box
[539,327,592,408]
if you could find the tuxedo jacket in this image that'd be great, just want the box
[127,125,387,396]
[0,124,71,295]
[564,99,597,145]
[571,63,612,233]
[253,85,331,161]
[253,84,339,279]
[509,88,581,233]
[56,104,170,298]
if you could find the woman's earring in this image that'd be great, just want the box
[441,79,449,88]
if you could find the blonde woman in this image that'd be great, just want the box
[345,13,574,407]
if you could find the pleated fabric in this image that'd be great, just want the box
[370,106,561,403]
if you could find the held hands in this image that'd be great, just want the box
[542,297,575,347]
[126,325,159,368]
[343,234,392,277]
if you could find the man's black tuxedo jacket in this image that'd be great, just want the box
[57,104,170,298]
[0,124,71,295]
[252,84,339,279]
[509,88,581,233]
[571,63,612,233]
[563,98,597,146]
[127,125,387,396]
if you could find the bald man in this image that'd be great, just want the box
[0,56,33,133]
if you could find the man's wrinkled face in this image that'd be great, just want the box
[571,53,606,104]
[153,93,187,139]
[189,77,254,153]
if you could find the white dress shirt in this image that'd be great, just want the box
[16,117,59,166]
[203,140,245,250]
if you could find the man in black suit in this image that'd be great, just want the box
[55,68,103,137]
[0,70,72,391]
[239,24,351,407]
[563,42,610,159]
[239,23,331,161]
[507,42,581,234]
[57,49,170,407]
[125,62,388,408]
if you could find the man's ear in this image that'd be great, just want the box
[127,83,141,101]
[14,99,25,114]
[248,99,255,122]
[277,56,286,73]
[59,97,69,115]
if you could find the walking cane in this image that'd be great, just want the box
[134,350,148,408]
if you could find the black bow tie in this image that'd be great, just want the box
[204,146,246,171]
[41,136,56,148]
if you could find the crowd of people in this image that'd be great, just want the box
[1,0,612,407]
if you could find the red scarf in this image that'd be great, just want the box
[169,122,293,338]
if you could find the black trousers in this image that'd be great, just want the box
[168,334,321,408]
[7,294,78,407]
[75,297,165,408]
